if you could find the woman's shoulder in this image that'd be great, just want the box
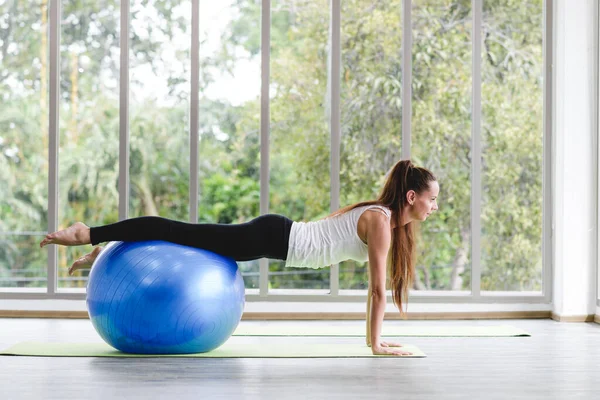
[362,209,392,249]
[356,205,392,244]
[361,204,391,218]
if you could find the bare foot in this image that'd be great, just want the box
[40,222,91,248]
[69,246,103,275]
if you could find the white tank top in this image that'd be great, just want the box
[284,205,392,269]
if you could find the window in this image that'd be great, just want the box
[480,0,544,292]
[411,0,473,292]
[197,1,261,288]
[128,0,191,221]
[269,0,331,290]
[1,0,548,302]
[58,0,120,289]
[0,1,50,288]
[339,0,404,291]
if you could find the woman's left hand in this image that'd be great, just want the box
[379,340,403,348]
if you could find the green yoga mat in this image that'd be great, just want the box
[232,324,530,337]
[0,342,425,358]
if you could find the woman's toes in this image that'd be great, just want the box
[69,254,90,275]
[69,247,102,275]
[69,258,86,275]
[40,235,53,248]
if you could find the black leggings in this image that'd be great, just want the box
[89,214,294,262]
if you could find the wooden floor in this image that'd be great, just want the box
[1,318,599,399]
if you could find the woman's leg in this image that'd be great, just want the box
[88,214,293,262]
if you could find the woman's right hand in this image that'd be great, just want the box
[371,344,413,356]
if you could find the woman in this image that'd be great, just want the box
[40,159,439,356]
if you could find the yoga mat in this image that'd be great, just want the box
[232,324,530,337]
[0,341,425,358]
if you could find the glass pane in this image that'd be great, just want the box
[411,0,472,291]
[269,0,330,289]
[58,0,120,288]
[0,2,49,288]
[129,0,191,221]
[481,0,543,291]
[339,0,403,290]
[197,1,261,289]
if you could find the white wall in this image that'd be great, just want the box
[596,0,600,322]
[553,0,598,319]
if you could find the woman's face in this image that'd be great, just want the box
[409,180,439,221]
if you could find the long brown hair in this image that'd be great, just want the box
[328,159,436,317]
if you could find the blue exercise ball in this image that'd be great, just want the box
[86,240,245,354]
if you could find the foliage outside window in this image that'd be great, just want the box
[0,0,544,294]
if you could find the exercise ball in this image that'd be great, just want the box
[85,240,245,354]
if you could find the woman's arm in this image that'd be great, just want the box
[366,213,412,356]
[366,213,390,350]
[366,283,372,346]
